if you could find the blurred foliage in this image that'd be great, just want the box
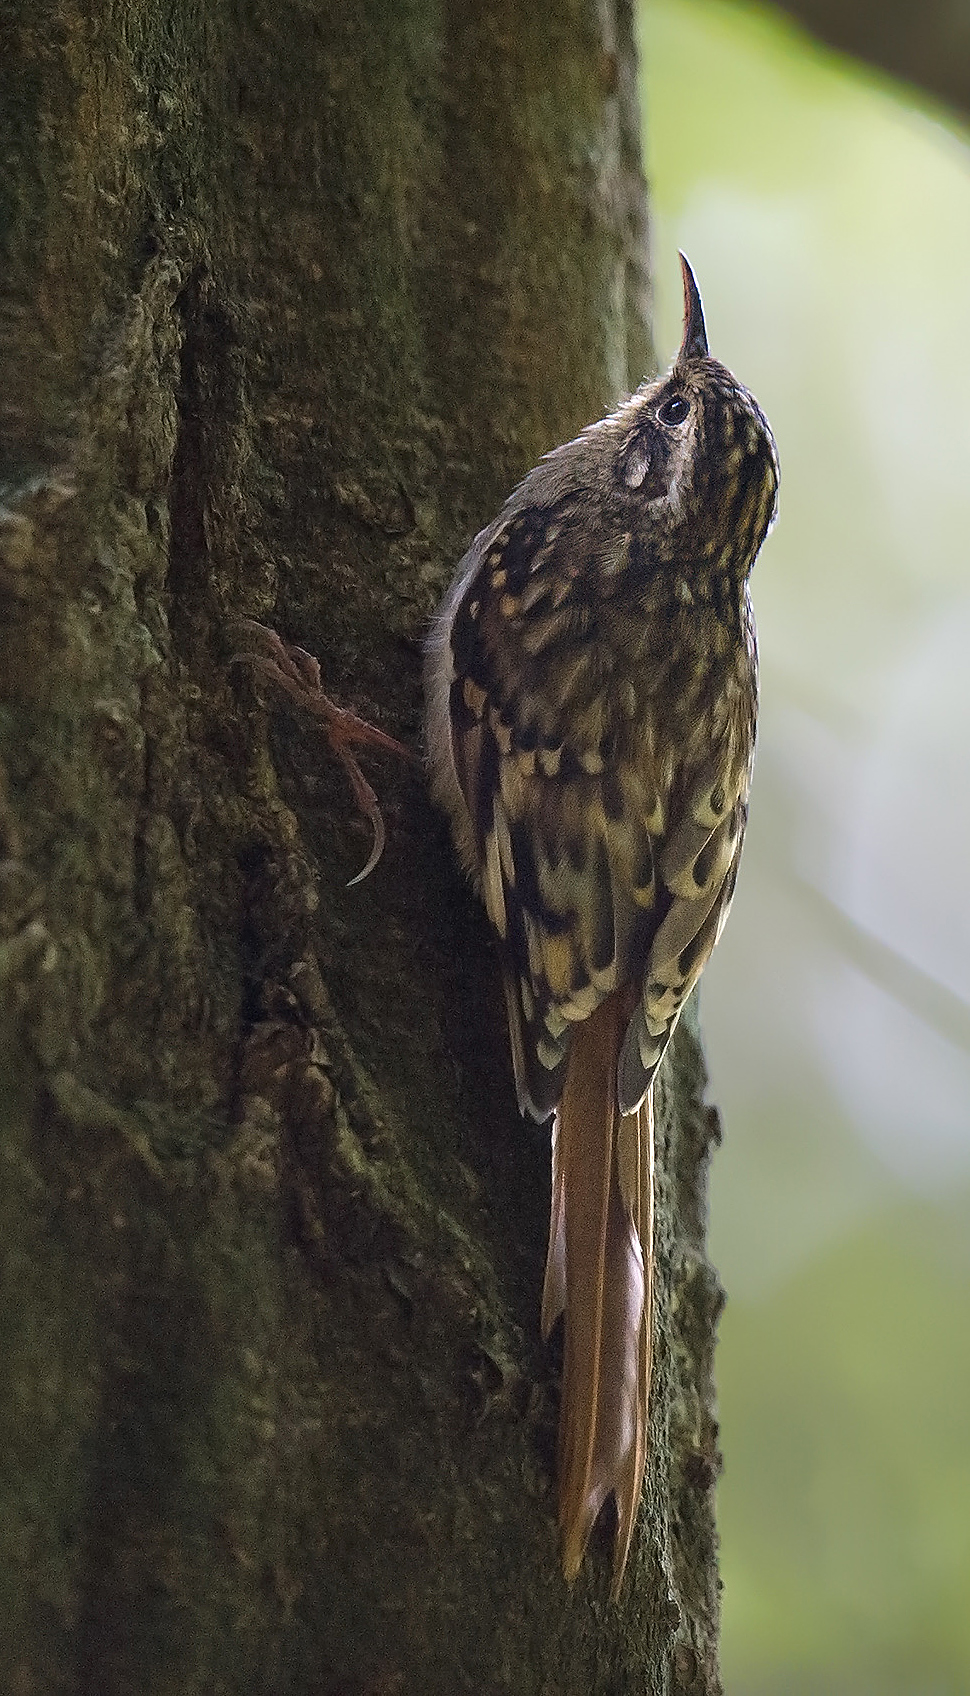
[722,1198,970,1693]
[638,3,970,1690]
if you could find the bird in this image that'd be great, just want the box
[423,253,779,1593]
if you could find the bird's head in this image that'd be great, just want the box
[614,253,779,584]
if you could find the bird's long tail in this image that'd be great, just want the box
[540,989,655,1594]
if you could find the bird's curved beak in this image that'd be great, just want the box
[677,252,709,361]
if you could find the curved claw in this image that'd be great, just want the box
[343,761,386,887]
[229,617,412,884]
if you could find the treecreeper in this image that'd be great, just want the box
[424,255,779,1593]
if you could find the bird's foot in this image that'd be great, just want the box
[231,618,415,885]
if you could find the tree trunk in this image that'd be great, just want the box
[0,3,723,1691]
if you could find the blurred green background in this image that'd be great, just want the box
[637,3,970,1691]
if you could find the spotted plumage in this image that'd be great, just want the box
[425,255,778,1591]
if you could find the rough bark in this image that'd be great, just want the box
[0,3,724,1691]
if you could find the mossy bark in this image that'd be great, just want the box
[0,3,723,1691]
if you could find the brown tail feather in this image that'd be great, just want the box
[541,1106,566,1341]
[548,991,655,1593]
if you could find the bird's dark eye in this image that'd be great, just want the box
[657,394,690,426]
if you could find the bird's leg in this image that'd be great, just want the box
[231,618,415,885]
